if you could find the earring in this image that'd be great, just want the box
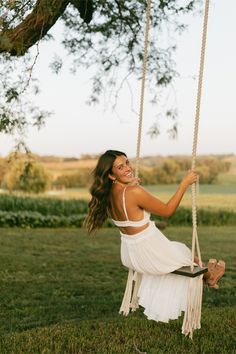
[112,179,116,184]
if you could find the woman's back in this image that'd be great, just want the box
[110,185,150,235]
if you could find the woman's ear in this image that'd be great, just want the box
[108,173,116,181]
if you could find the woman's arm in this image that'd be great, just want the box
[132,170,198,218]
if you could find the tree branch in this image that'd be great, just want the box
[0,0,70,56]
[70,0,93,24]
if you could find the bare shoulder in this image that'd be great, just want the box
[125,184,149,197]
[125,184,168,215]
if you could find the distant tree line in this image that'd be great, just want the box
[53,156,231,189]
[139,157,231,185]
[0,154,231,193]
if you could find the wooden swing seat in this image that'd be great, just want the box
[172,266,208,278]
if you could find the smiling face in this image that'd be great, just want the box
[109,155,134,185]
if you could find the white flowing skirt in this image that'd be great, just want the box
[120,222,195,323]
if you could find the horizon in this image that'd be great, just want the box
[1,151,235,160]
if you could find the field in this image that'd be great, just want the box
[45,183,236,210]
[40,158,97,179]
[0,226,235,353]
[39,153,236,210]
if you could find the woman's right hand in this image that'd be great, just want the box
[182,170,198,187]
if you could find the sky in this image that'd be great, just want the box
[1,0,236,158]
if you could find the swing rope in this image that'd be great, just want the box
[191,0,210,270]
[135,0,210,271]
[135,0,151,178]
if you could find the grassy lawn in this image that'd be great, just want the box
[0,226,235,353]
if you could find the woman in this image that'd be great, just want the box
[85,150,225,333]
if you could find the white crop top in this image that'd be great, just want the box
[111,186,150,227]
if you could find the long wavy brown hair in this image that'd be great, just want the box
[84,150,127,233]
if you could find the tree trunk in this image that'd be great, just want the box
[0,0,70,56]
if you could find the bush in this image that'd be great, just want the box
[196,165,217,184]
[154,207,236,226]
[3,160,51,193]
[139,168,157,185]
[0,194,88,216]
[162,159,180,182]
[153,167,172,184]
[0,211,86,228]
[53,168,92,188]
[0,194,236,228]
[0,157,7,185]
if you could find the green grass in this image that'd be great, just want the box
[218,173,236,185]
[0,227,235,353]
[147,184,236,209]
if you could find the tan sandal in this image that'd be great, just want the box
[208,260,225,289]
[207,258,217,272]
